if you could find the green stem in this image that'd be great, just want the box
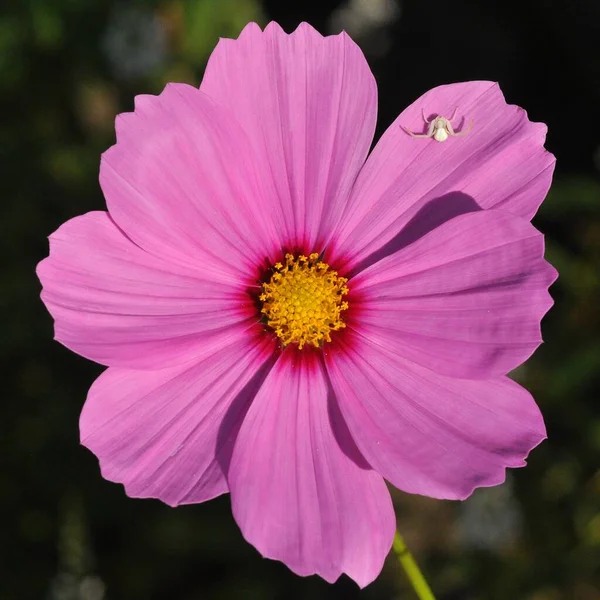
[392,530,436,600]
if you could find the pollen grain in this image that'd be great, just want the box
[260,253,349,349]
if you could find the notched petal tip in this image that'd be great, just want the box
[112,92,164,144]
[132,92,158,114]
[263,20,286,35]
[89,448,187,508]
[487,82,552,150]
[292,21,325,38]
[455,417,547,501]
[225,20,344,43]
[35,254,49,279]
[114,83,208,145]
[236,20,264,39]
[546,262,560,287]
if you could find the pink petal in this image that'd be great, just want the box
[102,82,282,273]
[350,210,557,379]
[228,353,395,587]
[80,335,274,507]
[200,22,377,250]
[326,332,546,500]
[37,212,256,369]
[332,81,555,269]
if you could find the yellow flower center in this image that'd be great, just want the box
[260,253,349,349]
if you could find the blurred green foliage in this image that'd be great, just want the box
[2,0,599,599]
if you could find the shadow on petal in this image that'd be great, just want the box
[350,191,482,276]
[326,379,372,471]
[216,351,279,477]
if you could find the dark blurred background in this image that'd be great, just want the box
[2,1,600,599]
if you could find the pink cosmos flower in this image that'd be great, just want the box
[37,22,557,587]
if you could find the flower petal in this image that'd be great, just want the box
[332,81,555,269]
[37,211,255,369]
[80,334,274,507]
[200,22,377,250]
[326,332,546,500]
[228,353,395,587]
[350,210,557,379]
[102,82,281,273]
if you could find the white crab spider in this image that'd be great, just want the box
[402,108,473,142]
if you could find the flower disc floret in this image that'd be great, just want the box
[260,253,349,349]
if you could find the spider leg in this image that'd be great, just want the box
[401,125,431,138]
[402,121,435,138]
[449,106,458,121]
[450,119,474,137]
[421,108,432,123]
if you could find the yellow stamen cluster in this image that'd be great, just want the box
[260,253,349,349]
